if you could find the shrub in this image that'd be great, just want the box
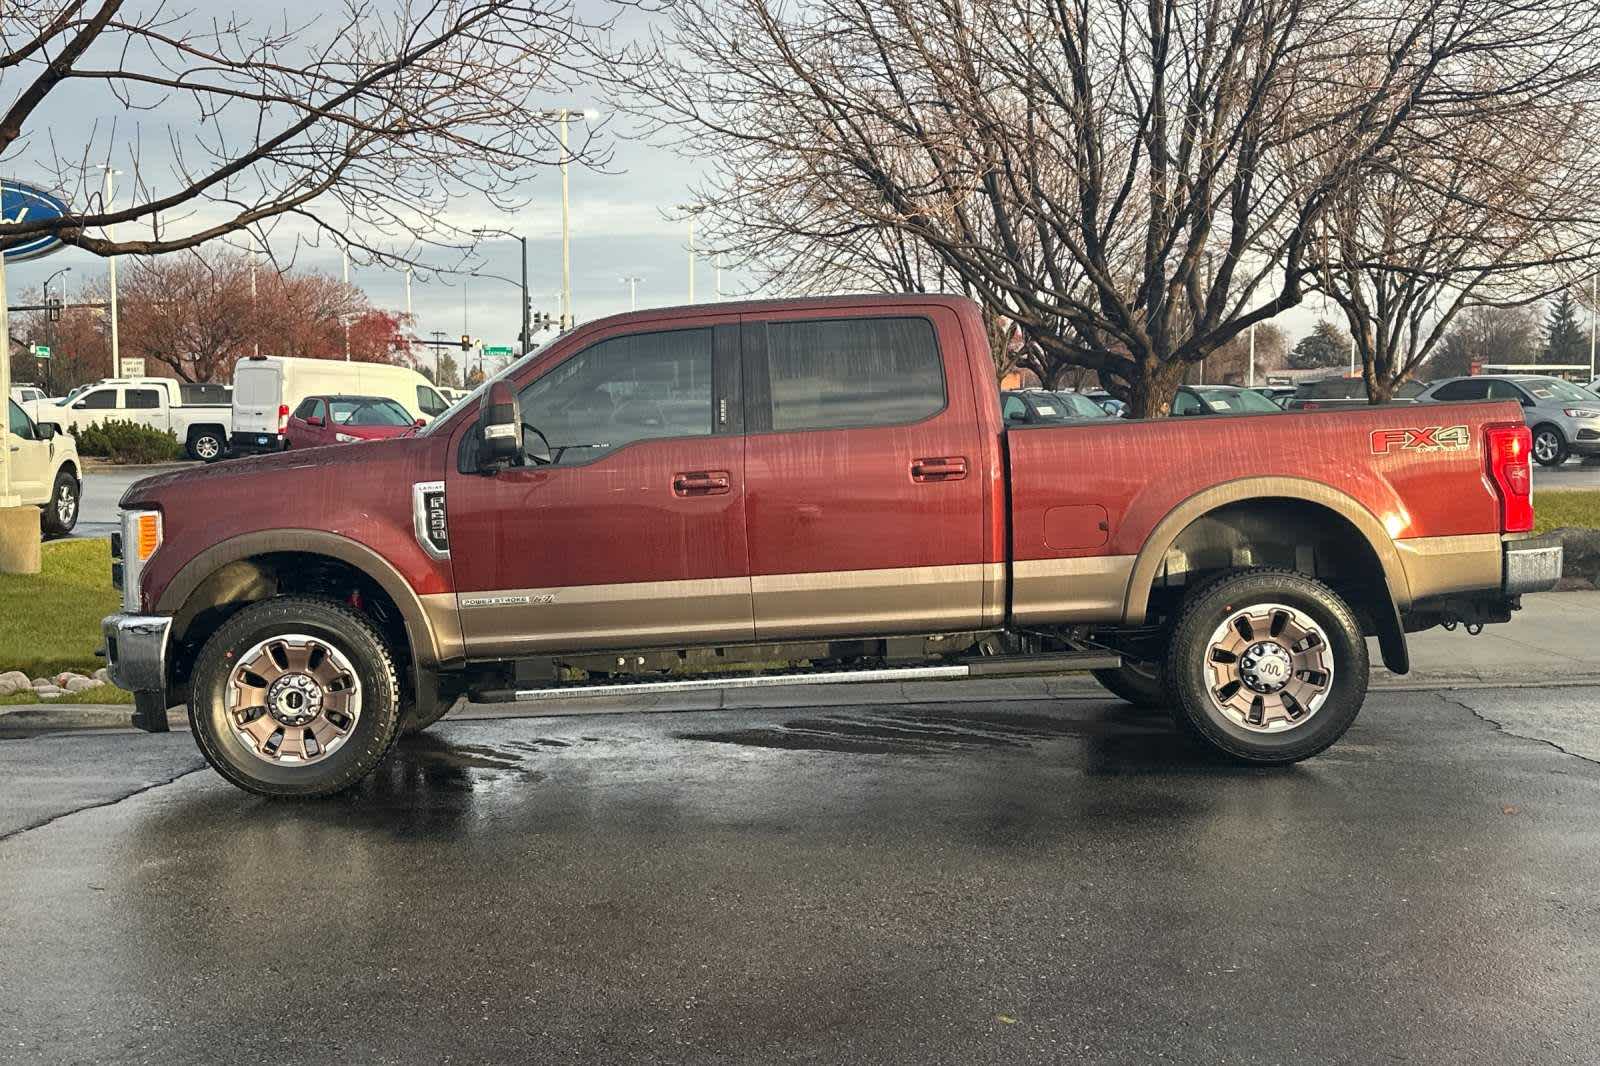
[73,420,186,463]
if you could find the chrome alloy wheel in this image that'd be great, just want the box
[1203,603,1333,733]
[195,434,222,460]
[225,635,362,764]
[55,480,77,525]
[1533,429,1561,465]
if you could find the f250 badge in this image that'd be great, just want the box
[1369,425,1470,454]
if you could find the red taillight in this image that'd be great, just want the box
[277,403,290,433]
[1301,401,1319,410]
[1485,423,1533,533]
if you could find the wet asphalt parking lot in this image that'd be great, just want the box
[3,686,1599,1064]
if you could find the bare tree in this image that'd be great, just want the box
[623,0,1600,415]
[0,1,626,266]
[1431,304,1542,378]
[1309,96,1600,401]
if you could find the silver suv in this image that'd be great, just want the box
[1416,375,1600,466]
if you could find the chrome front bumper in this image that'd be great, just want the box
[1504,535,1563,596]
[101,614,172,733]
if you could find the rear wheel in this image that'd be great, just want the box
[1532,424,1567,467]
[1090,661,1166,708]
[188,428,225,463]
[40,468,79,537]
[189,596,402,797]
[1165,569,1368,764]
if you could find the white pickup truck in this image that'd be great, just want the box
[27,377,232,462]
[6,398,81,536]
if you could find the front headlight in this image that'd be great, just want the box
[1564,408,1600,419]
[335,432,362,443]
[119,509,163,612]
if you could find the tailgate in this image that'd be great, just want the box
[231,364,280,434]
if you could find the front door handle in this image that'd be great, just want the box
[911,456,967,482]
[673,470,732,496]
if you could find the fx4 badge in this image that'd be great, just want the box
[1370,425,1470,455]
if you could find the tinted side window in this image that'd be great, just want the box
[125,389,160,410]
[418,386,448,417]
[1002,395,1028,422]
[292,398,320,420]
[517,328,713,466]
[765,317,944,431]
[77,389,116,409]
[8,399,35,439]
[1487,381,1529,403]
[1432,380,1489,401]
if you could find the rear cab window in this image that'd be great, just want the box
[750,316,946,432]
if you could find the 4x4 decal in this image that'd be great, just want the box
[1369,425,1471,454]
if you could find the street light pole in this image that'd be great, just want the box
[621,275,641,311]
[98,166,123,377]
[560,111,571,330]
[1248,322,1257,388]
[1590,272,1597,383]
[342,248,351,361]
[43,266,71,395]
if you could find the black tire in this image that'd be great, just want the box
[1090,661,1167,708]
[39,468,80,537]
[189,595,403,797]
[1165,568,1368,764]
[398,673,454,735]
[1532,424,1567,467]
[188,427,226,463]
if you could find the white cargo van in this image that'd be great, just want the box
[229,356,451,456]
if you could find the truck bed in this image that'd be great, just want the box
[1005,402,1524,623]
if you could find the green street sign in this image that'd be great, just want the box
[482,345,514,356]
[29,344,50,359]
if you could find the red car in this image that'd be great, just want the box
[283,395,422,448]
[103,295,1561,797]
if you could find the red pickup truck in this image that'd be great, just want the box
[102,295,1563,797]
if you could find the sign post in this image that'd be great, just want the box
[1,178,69,571]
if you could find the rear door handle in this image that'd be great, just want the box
[673,470,732,496]
[911,456,967,482]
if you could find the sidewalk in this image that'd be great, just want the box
[5,592,1598,732]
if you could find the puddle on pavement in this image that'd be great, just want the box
[676,706,1168,756]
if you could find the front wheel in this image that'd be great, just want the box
[40,468,79,537]
[189,596,403,797]
[1166,569,1368,764]
[1532,425,1567,467]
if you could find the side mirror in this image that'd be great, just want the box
[35,423,56,440]
[1006,411,1028,424]
[477,379,523,470]
[415,418,426,428]
[72,400,88,409]
[305,416,324,427]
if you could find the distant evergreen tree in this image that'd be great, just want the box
[1288,319,1347,369]
[1543,290,1587,365]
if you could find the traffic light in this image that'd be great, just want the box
[47,298,61,323]
[460,334,471,351]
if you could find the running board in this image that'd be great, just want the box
[469,652,1120,704]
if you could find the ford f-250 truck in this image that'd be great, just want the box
[101,295,1564,797]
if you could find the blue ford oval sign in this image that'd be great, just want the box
[1,179,70,262]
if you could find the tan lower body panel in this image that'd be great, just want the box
[752,563,988,640]
[1395,534,1502,602]
[419,592,466,666]
[458,576,754,657]
[1011,555,1136,624]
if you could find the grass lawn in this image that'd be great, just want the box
[0,539,120,679]
[0,684,131,706]
[1535,490,1600,535]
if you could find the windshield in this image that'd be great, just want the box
[1198,387,1281,413]
[331,397,414,426]
[1520,377,1591,402]
[1052,392,1109,418]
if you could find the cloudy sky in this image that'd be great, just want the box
[3,0,1348,363]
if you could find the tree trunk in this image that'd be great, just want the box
[1124,360,1187,418]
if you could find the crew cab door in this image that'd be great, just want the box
[740,307,989,639]
[122,385,166,431]
[6,399,49,503]
[445,316,751,656]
